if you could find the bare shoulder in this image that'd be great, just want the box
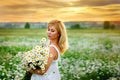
[49,46,58,60]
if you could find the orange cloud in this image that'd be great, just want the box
[0,0,120,22]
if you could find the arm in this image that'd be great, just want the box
[28,46,58,75]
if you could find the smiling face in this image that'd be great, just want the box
[47,26,59,40]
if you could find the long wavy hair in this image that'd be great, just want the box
[47,20,69,54]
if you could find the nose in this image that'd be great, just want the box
[47,30,50,34]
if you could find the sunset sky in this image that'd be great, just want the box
[0,0,120,22]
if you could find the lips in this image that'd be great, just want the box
[48,35,51,37]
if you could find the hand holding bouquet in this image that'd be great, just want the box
[22,38,49,71]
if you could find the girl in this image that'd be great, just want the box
[29,19,68,80]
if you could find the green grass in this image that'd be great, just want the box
[0,28,120,80]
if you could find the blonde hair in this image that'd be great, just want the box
[47,20,69,54]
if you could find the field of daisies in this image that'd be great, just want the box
[0,29,120,80]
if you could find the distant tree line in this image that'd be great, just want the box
[24,22,46,29]
[0,21,116,29]
[70,24,87,29]
[69,21,116,29]
[24,22,30,29]
[103,21,115,29]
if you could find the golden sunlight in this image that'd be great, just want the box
[0,0,120,22]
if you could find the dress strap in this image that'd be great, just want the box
[49,45,60,61]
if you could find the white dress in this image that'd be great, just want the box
[31,45,61,80]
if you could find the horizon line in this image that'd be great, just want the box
[0,20,120,23]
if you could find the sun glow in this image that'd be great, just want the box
[49,0,78,2]
[0,0,119,22]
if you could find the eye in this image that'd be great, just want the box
[47,28,50,31]
[51,30,55,32]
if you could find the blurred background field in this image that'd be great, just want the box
[0,28,120,80]
[0,0,120,79]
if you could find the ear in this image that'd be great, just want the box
[58,34,60,37]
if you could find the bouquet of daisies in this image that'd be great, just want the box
[22,38,49,71]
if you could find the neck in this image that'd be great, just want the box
[50,39,58,45]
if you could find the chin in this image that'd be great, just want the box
[48,37,51,40]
